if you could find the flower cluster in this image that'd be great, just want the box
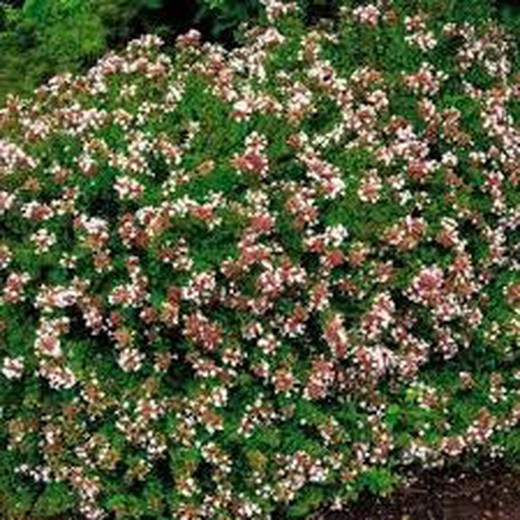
[0,1,519,519]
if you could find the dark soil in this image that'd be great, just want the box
[320,463,520,520]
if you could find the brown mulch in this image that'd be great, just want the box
[319,464,520,520]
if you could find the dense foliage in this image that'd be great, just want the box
[1,0,520,518]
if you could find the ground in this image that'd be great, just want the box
[320,463,520,520]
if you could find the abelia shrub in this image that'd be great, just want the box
[1,0,519,518]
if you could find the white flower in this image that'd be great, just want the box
[30,228,57,253]
[2,356,24,380]
[118,348,144,372]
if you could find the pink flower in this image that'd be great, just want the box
[409,265,445,306]
[358,169,382,203]
[323,313,349,358]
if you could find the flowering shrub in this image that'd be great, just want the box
[1,0,520,518]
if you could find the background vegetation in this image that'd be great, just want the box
[1,0,519,103]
